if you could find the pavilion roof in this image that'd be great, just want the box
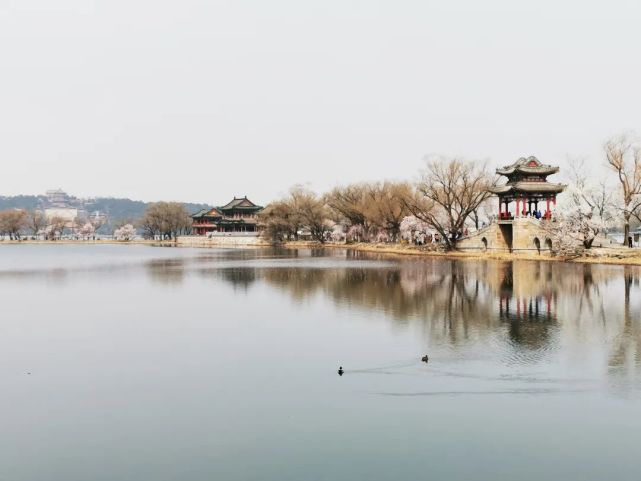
[190,209,209,218]
[490,182,566,195]
[496,156,559,176]
[219,196,263,211]
[191,207,223,218]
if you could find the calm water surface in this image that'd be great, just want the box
[1,245,640,481]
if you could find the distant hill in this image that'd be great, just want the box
[0,195,45,211]
[0,195,211,233]
[81,198,211,223]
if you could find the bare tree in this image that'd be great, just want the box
[404,156,495,249]
[604,133,641,244]
[0,209,28,240]
[139,202,191,240]
[259,199,301,241]
[325,184,371,240]
[288,186,330,242]
[26,210,47,237]
[48,216,67,240]
[260,186,330,242]
[364,181,411,241]
[90,214,107,234]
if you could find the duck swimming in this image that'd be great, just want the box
[337,366,344,376]
[421,355,429,363]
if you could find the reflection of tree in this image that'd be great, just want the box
[215,268,257,290]
[608,267,641,379]
[255,255,641,377]
[258,258,498,346]
[145,259,185,284]
[151,247,641,384]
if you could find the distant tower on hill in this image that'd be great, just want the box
[45,189,71,208]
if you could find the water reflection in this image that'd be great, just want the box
[2,246,641,480]
[7,246,636,387]
[174,250,641,388]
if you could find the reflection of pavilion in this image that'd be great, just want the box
[496,263,557,349]
[496,262,557,321]
[498,293,555,322]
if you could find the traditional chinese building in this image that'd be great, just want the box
[490,156,566,220]
[458,156,567,253]
[191,197,263,235]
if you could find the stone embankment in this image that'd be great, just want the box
[176,234,270,247]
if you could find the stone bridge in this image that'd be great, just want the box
[457,218,554,254]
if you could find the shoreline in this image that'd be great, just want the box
[2,238,641,266]
[0,239,173,246]
[279,240,641,266]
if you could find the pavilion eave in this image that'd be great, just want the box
[490,182,566,195]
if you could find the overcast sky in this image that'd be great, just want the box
[1,0,640,204]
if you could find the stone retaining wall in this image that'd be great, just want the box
[176,235,270,247]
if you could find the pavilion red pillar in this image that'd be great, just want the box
[546,197,550,217]
[498,197,502,217]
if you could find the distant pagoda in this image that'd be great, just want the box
[490,156,566,220]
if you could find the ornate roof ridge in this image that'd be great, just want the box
[219,196,263,210]
[496,156,559,176]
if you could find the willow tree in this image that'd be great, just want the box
[0,209,27,240]
[139,202,191,240]
[259,199,300,241]
[365,181,411,241]
[27,210,47,237]
[294,187,331,242]
[325,184,371,240]
[604,133,641,245]
[405,156,495,249]
[260,186,330,242]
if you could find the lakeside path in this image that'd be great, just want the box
[3,238,641,266]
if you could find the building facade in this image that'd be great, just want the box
[191,197,263,235]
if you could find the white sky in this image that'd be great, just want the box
[1,0,640,204]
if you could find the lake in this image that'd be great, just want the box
[0,244,640,481]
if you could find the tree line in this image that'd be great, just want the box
[260,156,494,250]
[260,132,641,250]
[2,131,639,248]
[0,202,192,241]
